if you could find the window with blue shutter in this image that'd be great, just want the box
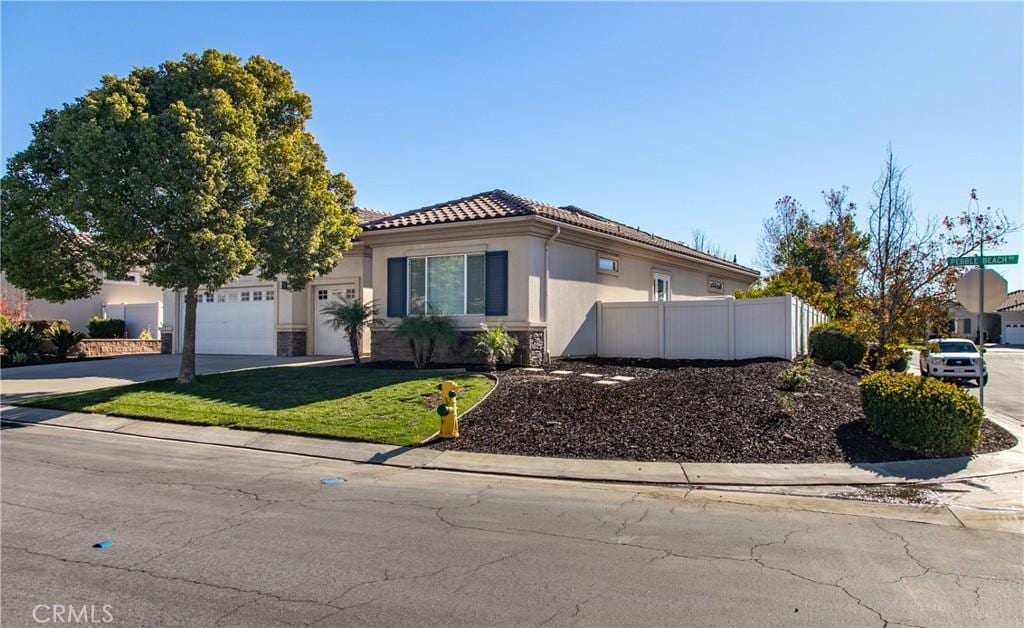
[386,257,407,316]
[485,251,508,316]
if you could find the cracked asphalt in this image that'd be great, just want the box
[2,425,1022,627]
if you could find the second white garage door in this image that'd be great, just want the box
[191,287,275,355]
[1003,321,1024,345]
[313,284,356,356]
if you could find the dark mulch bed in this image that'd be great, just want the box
[428,358,1017,464]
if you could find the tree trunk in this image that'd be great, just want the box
[349,328,362,366]
[176,286,199,385]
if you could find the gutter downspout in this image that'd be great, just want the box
[542,226,562,363]
[543,226,561,324]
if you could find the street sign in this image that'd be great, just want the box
[956,269,1008,313]
[947,254,1019,267]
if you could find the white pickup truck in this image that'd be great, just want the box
[919,338,988,385]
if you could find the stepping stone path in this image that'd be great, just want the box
[516,368,636,386]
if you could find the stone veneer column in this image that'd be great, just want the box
[276,330,307,357]
[160,332,173,355]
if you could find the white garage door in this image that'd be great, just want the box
[1003,321,1024,345]
[313,284,356,356]
[189,288,275,355]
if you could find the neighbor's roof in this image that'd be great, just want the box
[354,208,392,223]
[361,190,758,275]
[998,289,1024,312]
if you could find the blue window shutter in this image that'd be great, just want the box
[485,251,508,316]
[387,257,407,317]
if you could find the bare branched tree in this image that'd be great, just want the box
[756,196,809,272]
[862,147,1018,357]
[690,228,731,260]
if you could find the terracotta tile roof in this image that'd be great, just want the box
[354,208,391,223]
[361,190,758,276]
[998,289,1024,312]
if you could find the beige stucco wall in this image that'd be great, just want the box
[366,230,539,330]
[545,236,755,357]
[2,273,163,333]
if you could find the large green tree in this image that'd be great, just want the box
[2,50,359,383]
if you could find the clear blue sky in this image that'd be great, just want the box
[3,1,1022,289]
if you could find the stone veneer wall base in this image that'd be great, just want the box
[370,329,545,367]
[276,330,307,357]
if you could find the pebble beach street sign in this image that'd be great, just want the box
[947,254,1019,266]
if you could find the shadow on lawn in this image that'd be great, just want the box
[27,367,458,413]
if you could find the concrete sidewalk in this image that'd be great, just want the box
[3,404,1022,487]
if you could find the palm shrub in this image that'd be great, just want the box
[45,325,86,359]
[1,323,43,358]
[473,325,519,371]
[395,310,458,369]
[319,299,378,366]
[860,371,984,456]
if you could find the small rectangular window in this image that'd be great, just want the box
[317,288,329,301]
[215,292,226,303]
[344,288,357,300]
[598,256,618,273]
[204,292,214,303]
[240,291,250,302]
[265,290,274,301]
[253,291,263,301]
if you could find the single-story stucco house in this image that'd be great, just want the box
[160,190,759,364]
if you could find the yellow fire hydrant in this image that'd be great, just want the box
[436,380,461,438]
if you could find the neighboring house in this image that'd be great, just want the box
[947,302,1001,343]
[161,190,758,363]
[997,290,1024,345]
[1,270,164,336]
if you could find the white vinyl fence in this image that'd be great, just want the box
[596,295,827,361]
[102,302,163,339]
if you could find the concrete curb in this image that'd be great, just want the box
[2,404,1021,487]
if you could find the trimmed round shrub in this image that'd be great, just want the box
[87,317,126,339]
[809,323,867,366]
[859,371,984,457]
[26,319,70,335]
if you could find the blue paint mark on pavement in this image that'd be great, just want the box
[320,477,345,486]
[93,540,113,549]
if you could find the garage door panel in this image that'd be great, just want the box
[314,284,355,356]
[1004,322,1024,345]
[190,292,275,355]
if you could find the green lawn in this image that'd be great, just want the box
[19,366,494,446]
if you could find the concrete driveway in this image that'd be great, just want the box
[0,354,348,401]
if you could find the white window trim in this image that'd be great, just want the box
[597,254,620,276]
[652,271,672,302]
[407,253,485,316]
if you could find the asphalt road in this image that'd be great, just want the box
[975,348,1024,424]
[2,426,1021,627]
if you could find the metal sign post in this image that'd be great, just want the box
[947,191,1019,409]
[978,238,985,407]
